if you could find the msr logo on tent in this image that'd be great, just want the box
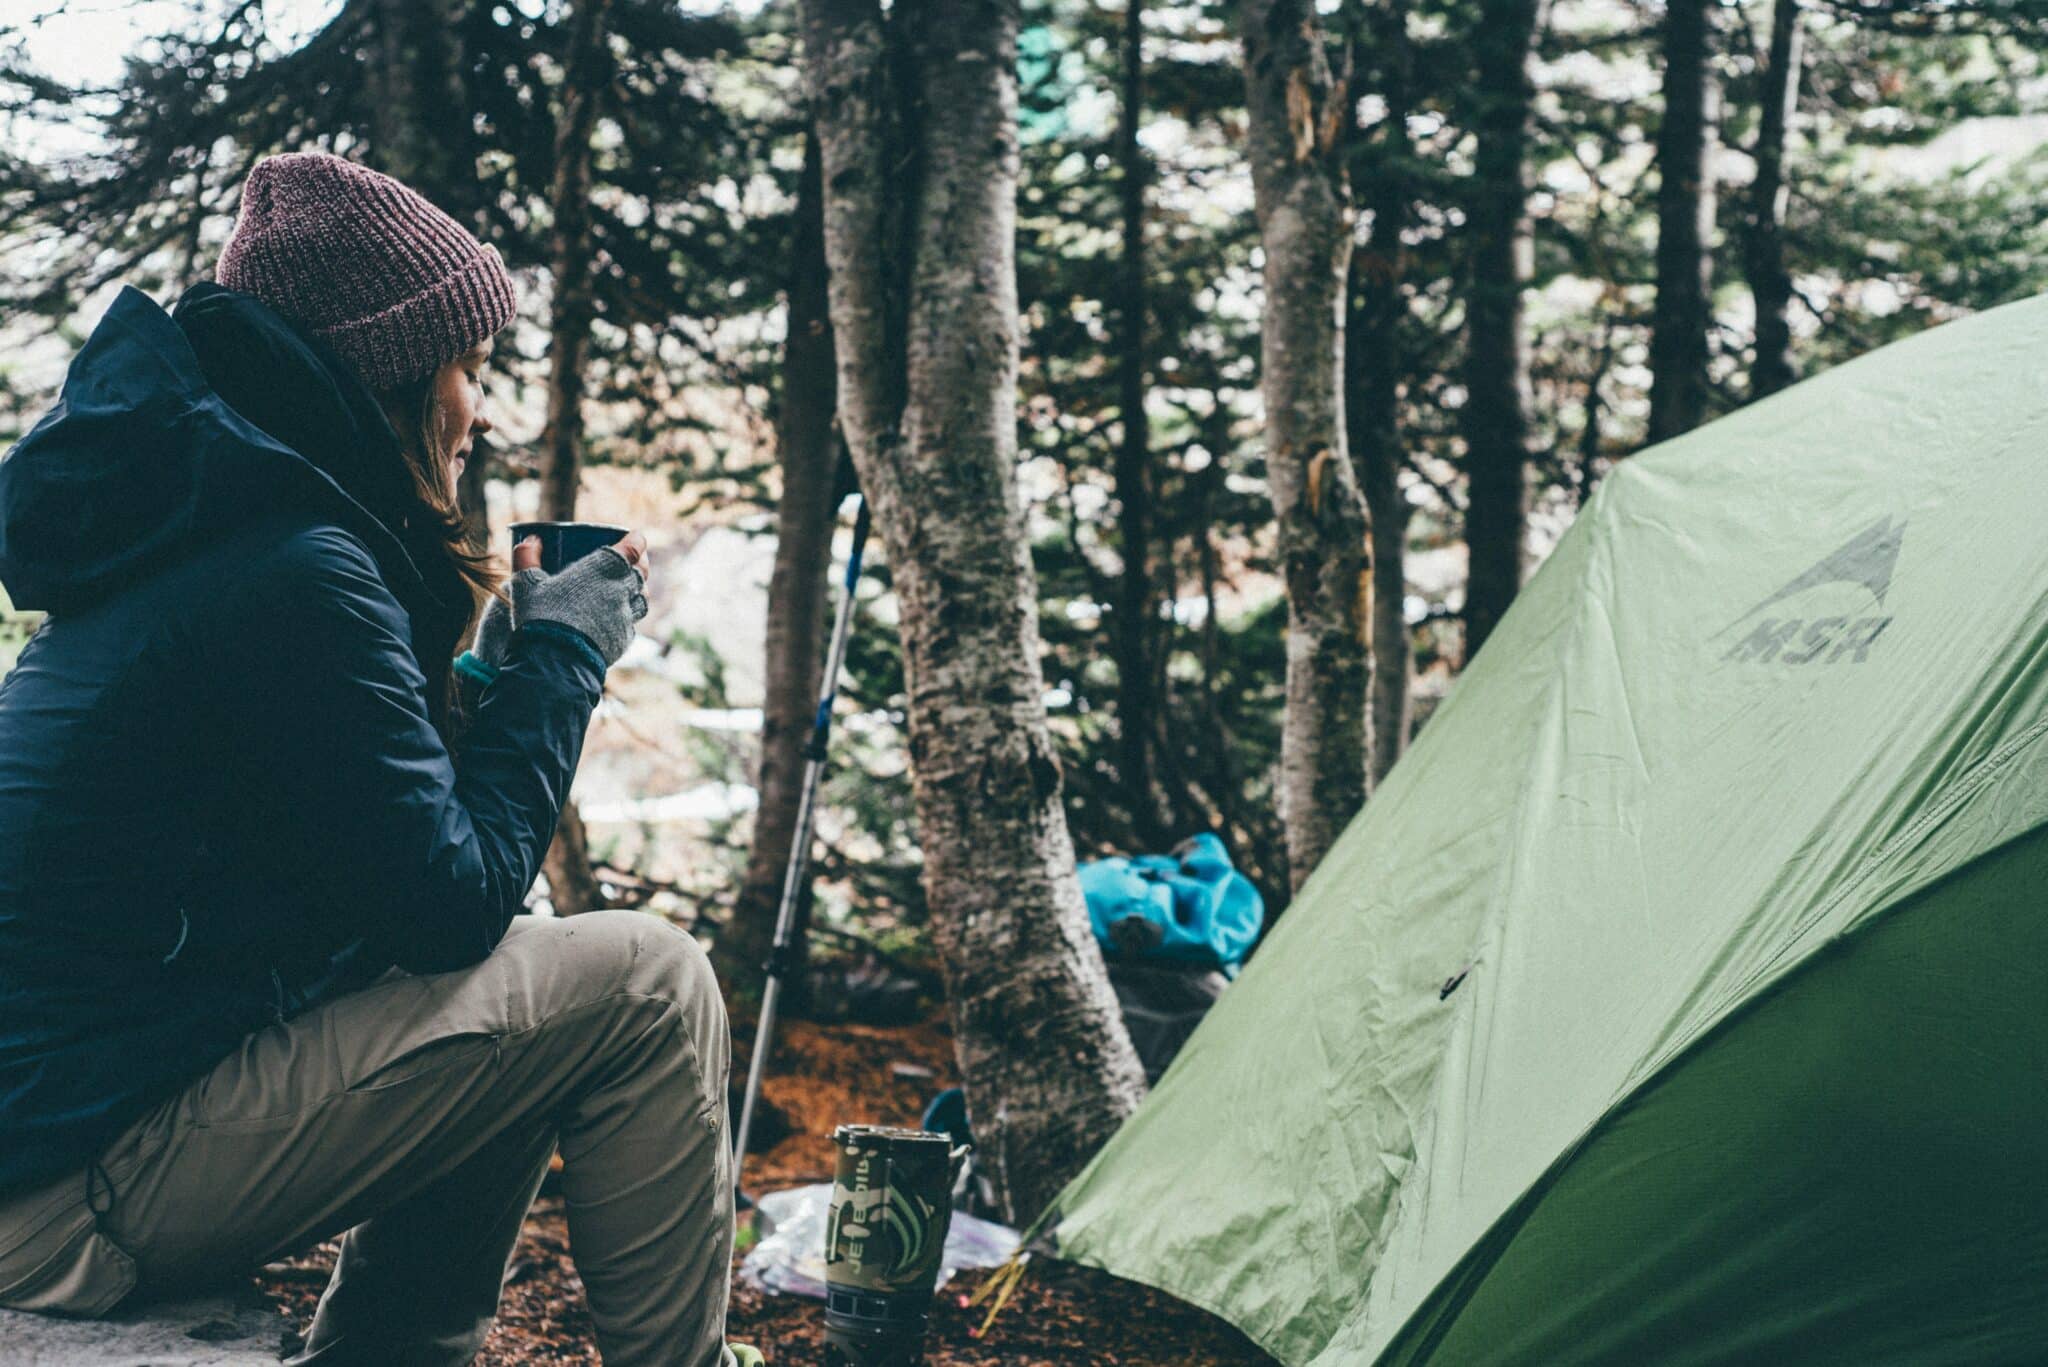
[1718,516,1904,666]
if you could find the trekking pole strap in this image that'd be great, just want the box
[846,496,871,590]
[803,697,833,762]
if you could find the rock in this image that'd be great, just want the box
[0,1282,295,1365]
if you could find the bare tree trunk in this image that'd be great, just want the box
[541,799,605,916]
[718,131,839,997]
[1648,0,1719,442]
[1113,0,1164,847]
[369,0,494,552]
[536,0,611,915]
[369,0,476,212]
[1461,0,1539,663]
[538,0,610,524]
[1240,0,1369,893]
[802,0,1146,1223]
[1746,0,1802,400]
[1347,0,1414,788]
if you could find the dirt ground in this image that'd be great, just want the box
[253,1009,1277,1367]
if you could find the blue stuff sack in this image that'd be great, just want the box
[1078,833,1264,972]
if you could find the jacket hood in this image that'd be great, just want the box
[0,285,471,658]
[172,281,424,543]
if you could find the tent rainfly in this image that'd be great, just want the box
[1042,293,2048,1365]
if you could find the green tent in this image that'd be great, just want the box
[1044,294,2048,1364]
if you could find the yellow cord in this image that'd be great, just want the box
[965,1252,1032,1338]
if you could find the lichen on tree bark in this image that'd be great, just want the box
[1347,0,1417,789]
[800,0,1145,1222]
[1240,0,1370,893]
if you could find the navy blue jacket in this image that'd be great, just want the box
[0,285,606,1197]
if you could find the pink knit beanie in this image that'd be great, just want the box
[216,151,516,391]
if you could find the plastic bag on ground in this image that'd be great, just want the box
[739,1182,1021,1301]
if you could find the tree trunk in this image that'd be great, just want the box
[1113,0,1164,847]
[369,0,476,211]
[368,0,492,551]
[538,0,610,524]
[1240,0,1370,893]
[1347,0,1414,788]
[802,0,1146,1223]
[1746,0,1802,400]
[536,0,612,915]
[1461,0,1538,663]
[1648,0,1719,442]
[541,799,605,917]
[718,130,839,997]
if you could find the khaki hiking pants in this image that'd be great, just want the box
[0,910,738,1367]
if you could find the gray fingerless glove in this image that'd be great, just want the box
[470,591,515,667]
[454,591,516,691]
[508,545,649,667]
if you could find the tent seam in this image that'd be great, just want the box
[1630,707,2048,1092]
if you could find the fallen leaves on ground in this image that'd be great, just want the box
[253,1010,1276,1366]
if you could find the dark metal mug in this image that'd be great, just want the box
[509,520,630,574]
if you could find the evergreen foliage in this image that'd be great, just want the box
[1,0,2042,936]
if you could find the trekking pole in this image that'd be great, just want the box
[733,494,871,1190]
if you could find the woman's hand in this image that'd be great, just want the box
[470,530,651,671]
[608,530,650,588]
[507,531,651,668]
[511,529,649,583]
[511,531,648,587]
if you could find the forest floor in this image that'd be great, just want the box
[253,1005,1277,1366]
